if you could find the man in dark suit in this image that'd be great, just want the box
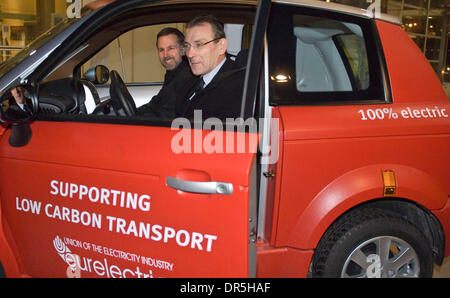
[176,15,245,120]
[137,27,194,119]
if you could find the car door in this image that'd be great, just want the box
[0,0,268,278]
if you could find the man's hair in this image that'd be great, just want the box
[186,15,226,40]
[156,27,185,47]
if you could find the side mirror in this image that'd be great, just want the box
[0,84,37,147]
[84,65,110,84]
[0,84,37,123]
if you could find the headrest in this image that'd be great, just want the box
[234,49,249,69]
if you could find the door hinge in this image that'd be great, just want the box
[263,171,275,179]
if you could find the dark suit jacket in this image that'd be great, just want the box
[175,58,245,120]
[5,98,33,120]
[137,59,194,119]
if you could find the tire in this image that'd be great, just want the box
[0,261,5,278]
[310,207,433,278]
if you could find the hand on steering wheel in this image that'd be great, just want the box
[109,70,136,116]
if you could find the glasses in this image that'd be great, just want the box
[183,37,222,51]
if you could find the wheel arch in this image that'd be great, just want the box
[326,199,444,265]
[287,164,447,265]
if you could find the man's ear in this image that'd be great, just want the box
[219,38,228,55]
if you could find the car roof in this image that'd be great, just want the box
[276,0,401,24]
[139,0,401,25]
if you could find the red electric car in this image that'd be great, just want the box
[0,0,448,278]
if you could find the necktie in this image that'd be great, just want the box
[23,104,32,115]
[189,78,205,100]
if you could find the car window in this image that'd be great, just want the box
[34,3,255,124]
[334,33,370,91]
[293,16,368,93]
[82,23,186,84]
[267,3,387,105]
[0,18,80,79]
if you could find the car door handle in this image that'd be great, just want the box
[166,176,233,195]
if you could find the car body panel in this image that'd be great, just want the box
[268,18,449,254]
[376,20,448,104]
[0,0,448,278]
[0,121,258,277]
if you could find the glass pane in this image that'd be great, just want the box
[404,0,427,9]
[446,38,450,82]
[425,38,441,60]
[410,35,425,51]
[429,0,446,9]
[444,65,450,83]
[402,15,427,35]
[0,49,21,63]
[293,14,368,92]
[429,61,439,74]
[427,16,444,37]
[385,0,403,17]
[335,34,370,90]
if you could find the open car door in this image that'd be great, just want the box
[0,0,271,278]
[0,124,257,277]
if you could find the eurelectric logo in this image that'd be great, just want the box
[53,235,81,277]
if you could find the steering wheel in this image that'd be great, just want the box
[109,70,136,116]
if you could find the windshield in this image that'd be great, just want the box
[0,17,83,78]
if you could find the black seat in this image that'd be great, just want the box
[38,78,85,114]
[234,49,249,69]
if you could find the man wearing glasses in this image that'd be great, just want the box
[175,15,245,120]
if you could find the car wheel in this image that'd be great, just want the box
[310,207,433,278]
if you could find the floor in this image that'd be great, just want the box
[433,256,450,278]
